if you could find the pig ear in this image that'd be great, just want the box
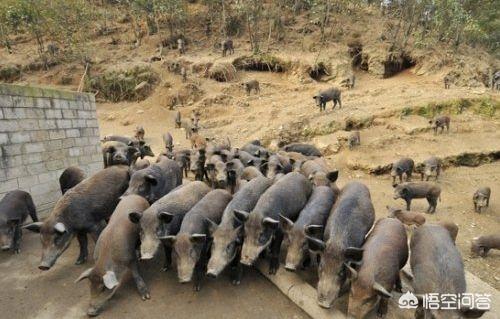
[372,282,392,298]
[127,141,134,146]
[307,236,325,252]
[312,95,317,99]
[207,219,218,235]
[305,224,324,236]
[233,209,249,222]
[226,161,234,169]
[190,234,207,243]
[145,175,158,186]
[279,214,293,232]
[392,183,398,188]
[103,271,119,290]
[54,222,67,234]
[401,187,409,195]
[221,153,228,162]
[308,173,315,181]
[129,212,143,224]
[260,162,268,170]
[247,159,254,166]
[344,262,358,280]
[158,211,174,223]
[23,222,43,233]
[326,170,339,182]
[139,140,146,146]
[263,217,279,229]
[75,267,94,283]
[344,247,364,261]
[254,150,261,157]
[206,163,215,171]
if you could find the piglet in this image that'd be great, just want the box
[0,190,38,253]
[471,234,500,257]
[386,206,425,226]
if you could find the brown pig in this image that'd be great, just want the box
[347,218,408,319]
[386,205,426,226]
[59,166,86,195]
[164,190,232,291]
[307,181,375,308]
[393,182,441,213]
[280,186,336,271]
[24,166,130,270]
[300,157,339,194]
[75,195,150,317]
[411,224,487,319]
[429,115,450,134]
[0,190,38,253]
[473,186,491,213]
[471,234,500,257]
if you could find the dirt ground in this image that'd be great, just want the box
[0,232,308,319]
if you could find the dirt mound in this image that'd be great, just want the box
[206,62,237,82]
[86,65,158,102]
[233,54,290,72]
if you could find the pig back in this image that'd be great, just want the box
[186,189,232,223]
[360,218,408,281]
[150,181,211,216]
[325,181,374,247]
[253,172,312,220]
[295,186,336,228]
[220,177,273,226]
[60,165,130,226]
[410,224,466,295]
[94,194,150,262]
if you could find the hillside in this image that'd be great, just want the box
[1,0,499,290]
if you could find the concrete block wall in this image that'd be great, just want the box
[0,84,103,217]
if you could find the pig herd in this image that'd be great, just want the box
[0,127,498,318]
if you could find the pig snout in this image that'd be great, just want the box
[38,260,53,271]
[239,254,253,266]
[206,270,218,278]
[87,306,100,317]
[317,293,332,309]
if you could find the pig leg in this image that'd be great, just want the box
[162,243,172,272]
[474,202,478,213]
[89,222,106,242]
[193,251,207,291]
[75,232,88,265]
[269,231,284,275]
[131,262,150,300]
[395,275,403,293]
[405,198,411,211]
[377,298,388,317]
[12,223,22,254]
[427,197,437,214]
[230,249,243,285]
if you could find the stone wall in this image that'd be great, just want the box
[0,84,102,216]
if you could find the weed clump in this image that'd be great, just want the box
[85,66,158,102]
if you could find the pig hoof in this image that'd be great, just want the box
[193,285,201,292]
[14,249,20,254]
[75,258,87,265]
[269,267,278,275]
[141,292,150,300]
[161,266,170,272]
[231,279,241,286]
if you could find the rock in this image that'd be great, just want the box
[136,110,144,114]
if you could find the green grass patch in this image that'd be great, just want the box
[401,98,498,119]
